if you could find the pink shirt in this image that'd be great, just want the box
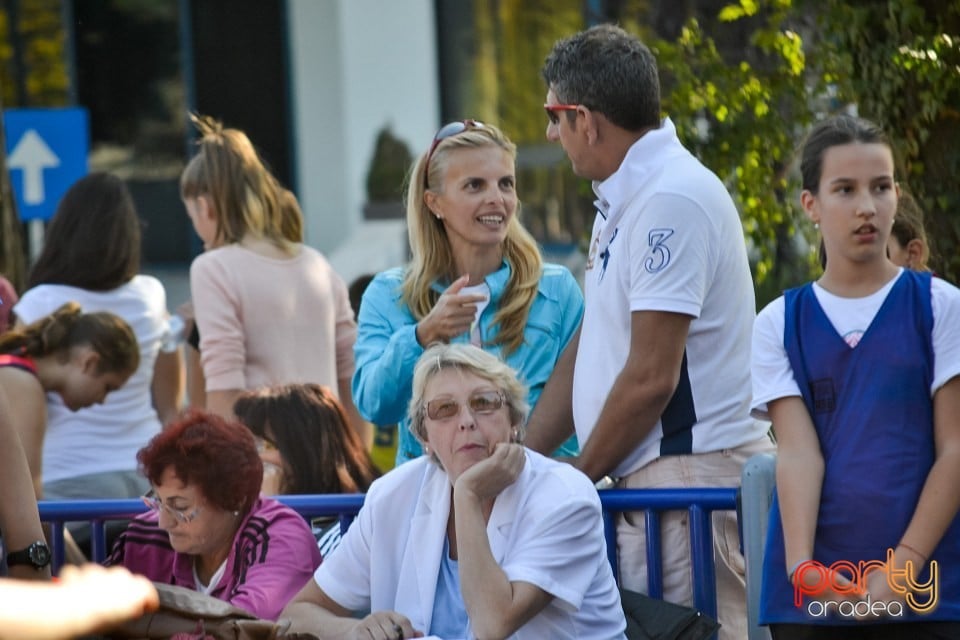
[106,496,321,620]
[190,244,356,394]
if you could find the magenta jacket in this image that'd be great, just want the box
[106,496,321,620]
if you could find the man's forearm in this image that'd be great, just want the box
[575,366,675,482]
[524,328,579,454]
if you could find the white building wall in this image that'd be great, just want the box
[286,0,440,285]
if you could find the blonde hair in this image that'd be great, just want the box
[401,122,542,356]
[278,188,305,243]
[180,114,301,249]
[408,343,529,457]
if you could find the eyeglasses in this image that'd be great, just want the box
[425,390,505,421]
[141,489,202,524]
[544,103,579,125]
[423,119,486,187]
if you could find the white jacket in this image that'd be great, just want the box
[314,451,626,639]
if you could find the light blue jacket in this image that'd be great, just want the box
[353,261,583,465]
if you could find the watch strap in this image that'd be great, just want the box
[6,541,51,569]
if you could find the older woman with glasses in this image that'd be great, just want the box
[353,119,584,467]
[105,410,321,622]
[283,344,626,640]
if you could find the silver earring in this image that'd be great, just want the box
[233,510,240,517]
[814,223,820,230]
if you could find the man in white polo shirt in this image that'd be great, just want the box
[525,24,774,640]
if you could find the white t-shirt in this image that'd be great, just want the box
[194,559,227,595]
[752,271,960,418]
[14,276,170,483]
[573,118,766,478]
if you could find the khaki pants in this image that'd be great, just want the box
[617,435,775,640]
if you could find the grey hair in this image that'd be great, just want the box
[408,344,529,462]
[541,23,660,132]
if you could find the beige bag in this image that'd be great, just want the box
[105,582,318,640]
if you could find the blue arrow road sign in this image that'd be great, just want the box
[3,107,89,221]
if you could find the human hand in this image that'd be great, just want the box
[792,560,863,605]
[455,442,525,502]
[350,611,423,640]
[859,545,931,619]
[176,300,195,321]
[175,300,196,337]
[855,566,904,620]
[415,275,487,346]
[59,564,158,624]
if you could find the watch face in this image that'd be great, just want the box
[7,541,51,569]
[29,542,51,566]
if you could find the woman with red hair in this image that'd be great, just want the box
[106,410,320,621]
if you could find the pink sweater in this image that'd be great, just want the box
[106,497,321,620]
[190,244,356,394]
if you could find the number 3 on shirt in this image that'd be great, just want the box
[645,228,674,273]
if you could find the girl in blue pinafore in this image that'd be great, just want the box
[751,115,960,639]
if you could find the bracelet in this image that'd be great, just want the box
[898,541,927,562]
[787,559,810,584]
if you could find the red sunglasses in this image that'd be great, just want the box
[544,103,579,125]
[423,119,486,187]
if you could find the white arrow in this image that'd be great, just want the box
[8,129,60,205]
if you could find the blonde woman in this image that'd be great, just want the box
[180,116,367,445]
[284,344,625,639]
[354,120,583,466]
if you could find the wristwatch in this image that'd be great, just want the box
[6,541,52,570]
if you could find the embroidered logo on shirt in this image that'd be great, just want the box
[645,228,674,273]
[809,378,836,413]
[598,227,619,282]
[585,233,601,271]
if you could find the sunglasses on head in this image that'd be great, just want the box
[544,103,579,125]
[423,119,486,187]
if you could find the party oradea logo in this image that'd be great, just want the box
[793,549,939,618]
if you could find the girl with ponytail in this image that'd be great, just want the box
[179,115,366,447]
[0,302,139,499]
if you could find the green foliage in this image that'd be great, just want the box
[814,0,960,282]
[365,125,413,202]
[494,0,584,141]
[623,0,960,301]
[457,0,960,297]
[0,0,69,107]
[622,1,824,303]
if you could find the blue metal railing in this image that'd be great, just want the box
[597,487,738,622]
[39,487,737,632]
